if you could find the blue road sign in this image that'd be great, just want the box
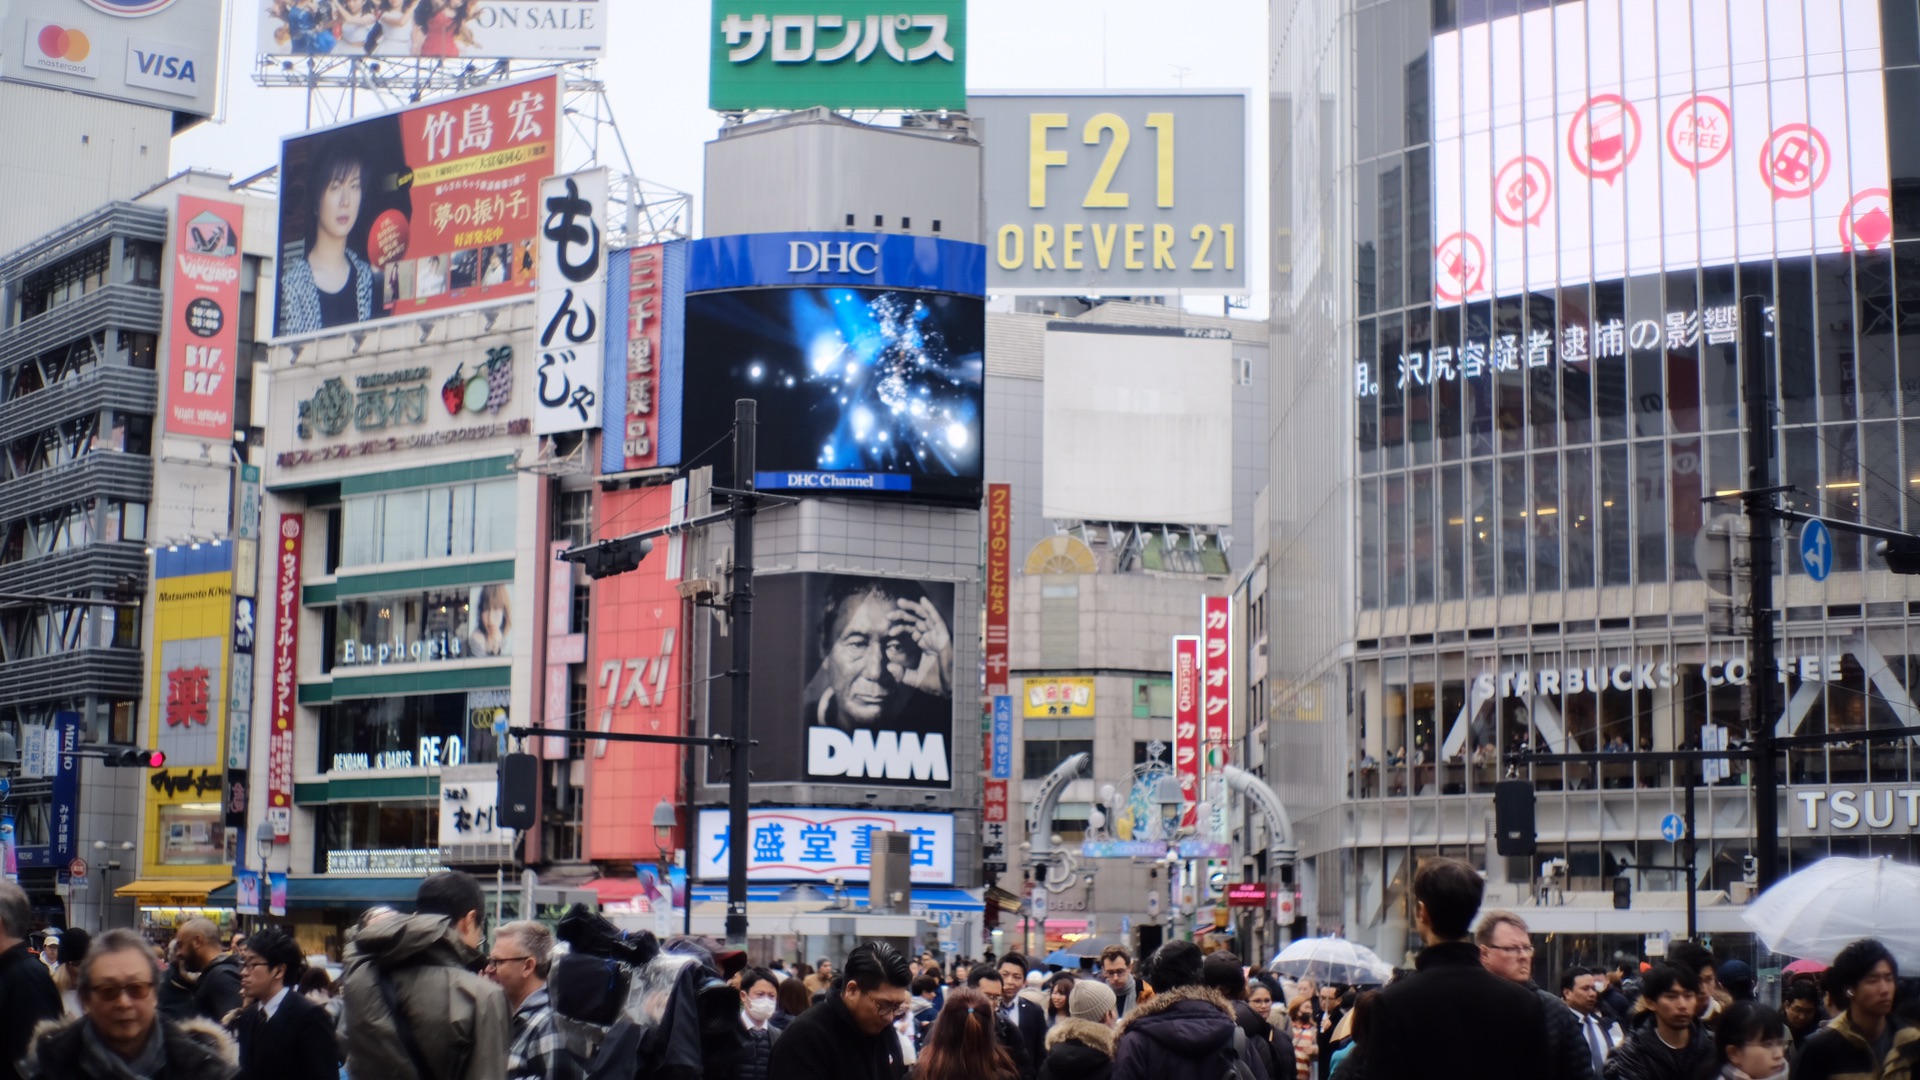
[0,777,9,799]
[1660,813,1687,843]
[1801,520,1833,582]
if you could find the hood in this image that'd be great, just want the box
[1048,1018,1116,1058]
[1232,1000,1275,1041]
[344,913,479,971]
[1115,985,1235,1054]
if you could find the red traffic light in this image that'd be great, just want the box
[145,750,166,769]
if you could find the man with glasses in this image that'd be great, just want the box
[486,920,583,1080]
[1099,945,1145,1019]
[230,926,338,1080]
[23,927,238,1080]
[0,882,62,1080]
[1476,910,1593,1080]
[769,941,913,1080]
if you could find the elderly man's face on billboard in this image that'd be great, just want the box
[822,588,951,725]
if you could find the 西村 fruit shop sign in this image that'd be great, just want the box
[279,347,529,468]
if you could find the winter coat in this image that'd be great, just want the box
[1230,1001,1282,1080]
[1039,1019,1115,1080]
[1112,985,1270,1080]
[1361,941,1550,1080]
[0,943,63,1080]
[1600,1014,1715,1080]
[191,956,243,1027]
[735,1021,779,1080]
[1794,1014,1919,1080]
[1110,977,1144,1019]
[1533,985,1598,1080]
[230,990,340,1080]
[1005,996,1050,1080]
[766,993,905,1080]
[24,1014,238,1080]
[338,914,509,1080]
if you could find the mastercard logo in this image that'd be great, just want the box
[36,25,91,63]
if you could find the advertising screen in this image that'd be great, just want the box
[711,572,956,790]
[4,0,224,117]
[682,286,984,503]
[273,74,559,338]
[708,0,965,112]
[259,0,607,60]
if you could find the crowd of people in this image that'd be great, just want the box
[3,861,1917,1080]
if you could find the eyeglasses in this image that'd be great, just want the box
[90,982,156,1003]
[1486,944,1536,957]
[484,954,533,969]
[240,960,271,971]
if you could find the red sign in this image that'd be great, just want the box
[1840,188,1894,253]
[1567,93,1641,185]
[624,245,664,470]
[1761,123,1830,200]
[1201,596,1233,764]
[984,778,1009,823]
[1226,882,1268,907]
[266,513,302,840]
[985,483,1011,696]
[1492,155,1551,228]
[1432,232,1486,304]
[1665,94,1732,174]
[164,667,211,728]
[165,195,242,439]
[1172,635,1200,829]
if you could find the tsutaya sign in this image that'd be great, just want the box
[1484,653,1850,699]
[1792,787,1920,834]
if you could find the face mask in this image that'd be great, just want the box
[746,997,777,1021]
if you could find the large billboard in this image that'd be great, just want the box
[2,0,224,117]
[712,571,956,790]
[143,544,235,877]
[694,807,955,884]
[708,1,965,112]
[273,74,560,338]
[971,93,1248,295]
[259,0,608,60]
[163,195,243,441]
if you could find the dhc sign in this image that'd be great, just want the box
[787,240,879,275]
[125,39,203,96]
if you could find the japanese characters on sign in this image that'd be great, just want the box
[709,2,966,112]
[985,483,1010,696]
[1023,677,1095,718]
[267,514,302,840]
[1171,635,1200,830]
[694,807,956,884]
[624,245,665,469]
[16,712,83,867]
[984,779,1009,823]
[534,169,608,435]
[439,773,513,848]
[164,196,243,440]
[150,546,233,784]
[990,696,1013,780]
[1200,596,1233,844]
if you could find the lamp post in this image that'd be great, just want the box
[91,840,133,931]
[652,798,689,935]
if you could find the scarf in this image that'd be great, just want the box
[1720,1064,1788,1080]
[79,1018,168,1080]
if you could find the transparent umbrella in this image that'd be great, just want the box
[1269,937,1395,986]
[1741,856,1920,968]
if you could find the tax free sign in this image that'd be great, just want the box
[710,1,966,111]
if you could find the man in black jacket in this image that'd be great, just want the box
[970,967,1035,1079]
[768,942,911,1080]
[999,952,1050,1077]
[1476,909,1594,1080]
[164,918,242,1025]
[229,926,338,1080]
[1602,963,1715,1080]
[1362,858,1551,1080]
[0,883,63,1080]
[1201,951,1281,1080]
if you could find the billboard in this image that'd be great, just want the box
[1022,677,1094,718]
[694,807,955,884]
[163,195,243,441]
[534,169,608,435]
[971,93,1248,294]
[273,74,560,338]
[713,571,956,789]
[708,1,965,112]
[1171,635,1199,829]
[259,0,608,60]
[13,712,79,868]
[266,514,303,840]
[270,345,527,474]
[3,0,223,117]
[144,544,235,876]
[984,483,1010,695]
[1041,324,1234,526]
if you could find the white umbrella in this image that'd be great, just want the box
[1741,856,1920,968]
[1269,937,1395,985]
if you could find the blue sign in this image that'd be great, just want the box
[688,232,987,296]
[1800,520,1833,582]
[755,471,913,492]
[17,712,80,868]
[1660,813,1687,843]
[990,696,1014,780]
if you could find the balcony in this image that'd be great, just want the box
[0,647,142,708]
[0,203,166,284]
[0,542,146,600]
[0,453,152,526]
[0,366,156,445]
[0,284,164,372]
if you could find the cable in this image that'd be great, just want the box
[586,423,737,543]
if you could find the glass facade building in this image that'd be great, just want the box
[1269,0,1920,958]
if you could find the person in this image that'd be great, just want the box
[1327,990,1377,1080]
[23,928,238,1080]
[1203,951,1281,1080]
[773,972,813,1031]
[1040,980,1117,1080]
[806,579,954,737]
[39,935,59,975]
[295,967,343,1036]
[1100,947,1145,1018]
[1717,960,1756,1004]
[167,919,244,1025]
[1286,997,1318,1080]
[1782,979,1824,1055]
[1475,909,1593,1080]
[738,967,782,1080]
[468,584,512,657]
[970,967,1035,1079]
[1709,1001,1790,1080]
[339,870,508,1080]
[1599,956,1638,1023]
[1112,940,1266,1080]
[912,986,1017,1080]
[1361,857,1550,1080]
[804,959,835,998]
[1313,985,1345,1080]
[909,975,942,1048]
[335,0,378,49]
[1795,938,1916,1080]
[486,920,583,1080]
[1669,942,1727,1023]
[1247,976,1277,1025]
[1562,966,1621,1077]
[279,138,377,334]
[768,941,913,1080]
[998,954,1050,1075]
[1046,973,1078,1029]
[1602,962,1715,1080]
[52,928,91,1016]
[0,883,63,1080]
[411,0,473,56]
[229,926,338,1080]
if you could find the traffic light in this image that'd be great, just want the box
[1875,538,1920,575]
[100,747,166,768]
[578,535,653,580]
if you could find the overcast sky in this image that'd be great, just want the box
[175,0,1268,315]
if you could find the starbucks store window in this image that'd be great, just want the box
[318,691,503,773]
[323,583,515,672]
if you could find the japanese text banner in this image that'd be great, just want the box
[694,807,955,883]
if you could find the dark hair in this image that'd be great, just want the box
[1782,980,1822,1006]
[58,927,91,970]
[415,871,486,923]
[966,967,1003,990]
[1714,1001,1786,1058]
[1349,989,1381,1044]
[297,967,334,997]
[916,987,1017,1080]
[1640,962,1702,1002]
[1412,857,1485,940]
[997,952,1029,974]
[912,975,941,996]
[776,974,812,1017]
[1560,966,1593,993]
[246,926,307,986]
[741,967,779,996]
[1608,953,1637,976]
[305,136,366,235]
[1248,973,1282,1001]
[1828,938,1898,1011]
[1668,942,1717,980]
[1202,952,1248,1000]
[1143,940,1205,992]
[844,941,912,993]
[1099,944,1132,967]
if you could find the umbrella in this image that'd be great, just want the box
[1269,937,1395,986]
[1782,958,1829,976]
[1044,949,1087,969]
[1059,934,1129,959]
[1742,856,1920,968]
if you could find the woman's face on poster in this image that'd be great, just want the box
[317,164,363,242]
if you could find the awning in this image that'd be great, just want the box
[688,885,984,913]
[206,877,423,912]
[115,879,232,906]
[582,877,654,904]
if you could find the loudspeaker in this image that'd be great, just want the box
[1612,876,1632,910]
[1493,779,1536,855]
[497,753,539,831]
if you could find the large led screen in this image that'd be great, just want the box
[1430,0,1889,307]
[682,287,984,503]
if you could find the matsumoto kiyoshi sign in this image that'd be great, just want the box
[708,1,965,112]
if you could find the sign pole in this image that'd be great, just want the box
[725,399,758,947]
[1741,294,1781,891]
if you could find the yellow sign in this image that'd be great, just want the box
[142,558,234,882]
[1024,677,1096,718]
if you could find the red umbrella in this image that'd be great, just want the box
[1783,958,1829,975]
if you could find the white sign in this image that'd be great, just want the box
[694,807,956,885]
[21,726,47,780]
[1701,724,1730,783]
[7,0,223,116]
[257,0,608,61]
[439,777,513,846]
[1793,787,1920,833]
[534,169,608,436]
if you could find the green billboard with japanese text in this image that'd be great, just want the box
[709,2,966,112]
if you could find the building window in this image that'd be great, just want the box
[341,478,516,568]
[1024,739,1093,777]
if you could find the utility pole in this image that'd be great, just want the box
[725,398,757,947]
[1741,293,1782,891]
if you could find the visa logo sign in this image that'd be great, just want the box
[123,38,203,98]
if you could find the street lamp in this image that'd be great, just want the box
[254,822,275,869]
[651,798,677,860]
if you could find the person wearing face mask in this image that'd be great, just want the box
[737,968,783,1080]
[1710,1002,1790,1080]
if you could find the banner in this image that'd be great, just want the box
[268,872,287,917]
[1200,596,1233,844]
[1023,677,1095,718]
[534,168,608,435]
[985,483,1010,695]
[694,807,955,883]
[989,696,1012,780]
[1171,635,1200,829]
[259,0,608,61]
[267,514,302,840]
[164,196,242,440]
[234,869,260,916]
[623,244,665,470]
[708,0,966,112]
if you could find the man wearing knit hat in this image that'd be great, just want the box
[1040,981,1118,1080]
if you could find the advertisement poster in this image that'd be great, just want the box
[268,872,287,917]
[7,0,224,116]
[712,572,955,789]
[267,514,303,840]
[622,244,665,470]
[259,0,607,60]
[694,807,956,884]
[1200,596,1233,845]
[1023,677,1095,718]
[708,0,965,112]
[164,196,243,440]
[533,168,608,435]
[1171,635,1200,829]
[985,483,1010,695]
[273,74,558,337]
[234,870,260,915]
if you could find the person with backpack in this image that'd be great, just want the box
[1111,941,1269,1080]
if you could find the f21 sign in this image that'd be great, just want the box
[535,168,608,435]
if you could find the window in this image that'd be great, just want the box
[329,583,513,672]
[318,692,501,772]
[1131,679,1172,718]
[157,804,224,865]
[341,478,516,567]
[1024,739,1093,777]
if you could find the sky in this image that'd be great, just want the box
[174,0,1268,316]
